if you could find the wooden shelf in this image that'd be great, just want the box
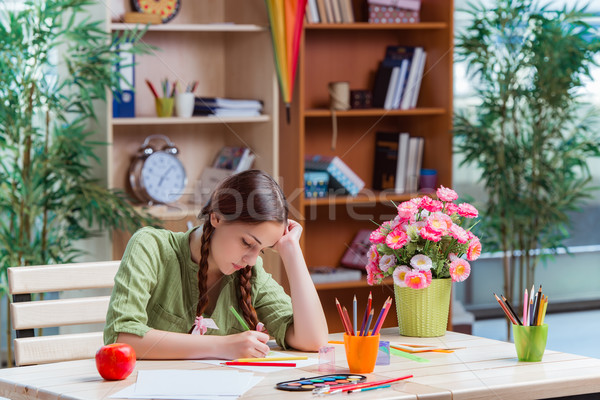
[112,115,270,126]
[314,277,394,291]
[304,191,417,206]
[305,22,448,30]
[111,23,266,32]
[304,107,446,118]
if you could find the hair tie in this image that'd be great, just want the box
[191,316,208,335]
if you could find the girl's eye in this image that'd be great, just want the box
[242,239,252,248]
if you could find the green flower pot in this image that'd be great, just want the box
[394,278,452,337]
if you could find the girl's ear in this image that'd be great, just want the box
[210,213,222,228]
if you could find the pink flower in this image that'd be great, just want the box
[419,227,442,242]
[410,254,433,271]
[367,245,379,264]
[458,203,478,218]
[386,229,410,249]
[436,186,458,202]
[420,196,443,213]
[426,212,453,234]
[392,265,411,287]
[445,202,459,216]
[449,258,471,282]
[404,270,432,289]
[397,200,419,219]
[369,227,386,244]
[366,261,384,285]
[467,238,482,261]
[449,224,469,244]
[366,261,382,275]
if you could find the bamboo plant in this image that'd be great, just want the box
[0,0,158,366]
[454,0,600,336]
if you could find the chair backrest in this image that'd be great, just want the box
[8,261,120,366]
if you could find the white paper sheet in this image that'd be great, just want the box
[108,369,262,399]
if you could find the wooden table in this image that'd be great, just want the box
[1,328,600,400]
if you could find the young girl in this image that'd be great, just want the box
[104,170,328,360]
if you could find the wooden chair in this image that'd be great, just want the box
[8,261,120,366]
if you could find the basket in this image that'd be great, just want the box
[394,278,451,337]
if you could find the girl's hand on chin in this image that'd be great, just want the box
[221,330,270,360]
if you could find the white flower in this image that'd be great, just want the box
[379,254,396,272]
[410,254,433,271]
[393,265,411,287]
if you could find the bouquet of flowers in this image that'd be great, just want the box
[366,186,481,289]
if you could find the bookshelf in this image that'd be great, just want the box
[279,0,454,333]
[105,1,280,272]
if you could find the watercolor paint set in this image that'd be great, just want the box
[275,374,366,391]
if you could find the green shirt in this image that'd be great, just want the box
[104,226,294,349]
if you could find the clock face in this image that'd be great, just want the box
[132,0,181,23]
[140,152,187,204]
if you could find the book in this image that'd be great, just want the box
[408,50,427,108]
[339,0,354,22]
[305,155,365,196]
[307,0,320,23]
[372,131,399,190]
[383,66,401,110]
[395,132,410,193]
[372,63,394,108]
[194,107,261,117]
[304,171,329,198]
[212,146,254,173]
[194,97,263,110]
[340,229,372,270]
[367,0,421,11]
[310,266,362,284]
[330,0,342,23]
[316,0,328,23]
[405,136,424,193]
[391,59,410,109]
[400,47,424,109]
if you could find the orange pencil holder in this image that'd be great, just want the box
[343,333,380,374]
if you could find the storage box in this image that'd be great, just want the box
[368,4,420,24]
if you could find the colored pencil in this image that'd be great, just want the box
[353,295,357,337]
[348,384,391,393]
[372,297,392,335]
[224,361,296,367]
[234,356,307,362]
[502,295,522,325]
[145,79,159,99]
[370,297,388,335]
[329,375,413,393]
[523,288,529,327]
[363,309,374,336]
[529,284,535,326]
[343,306,354,335]
[335,298,351,335]
[540,297,549,325]
[359,292,372,336]
[229,306,250,331]
[494,293,518,325]
[533,285,542,326]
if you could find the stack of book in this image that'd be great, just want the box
[372,131,424,193]
[309,266,362,284]
[372,45,427,110]
[193,97,263,117]
[305,155,365,196]
[305,0,354,23]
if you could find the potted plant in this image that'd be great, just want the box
[366,186,481,337]
[0,0,157,366]
[454,0,600,336]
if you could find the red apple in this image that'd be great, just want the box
[95,343,136,380]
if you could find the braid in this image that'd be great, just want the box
[190,223,214,332]
[238,266,259,330]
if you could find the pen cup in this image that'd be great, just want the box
[513,323,548,362]
[155,97,174,117]
[343,333,380,373]
[175,92,195,117]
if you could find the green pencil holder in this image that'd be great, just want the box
[513,324,548,362]
[155,97,174,117]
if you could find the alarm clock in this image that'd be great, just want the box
[131,0,181,23]
[128,134,187,205]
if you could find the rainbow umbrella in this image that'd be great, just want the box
[265,0,308,123]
